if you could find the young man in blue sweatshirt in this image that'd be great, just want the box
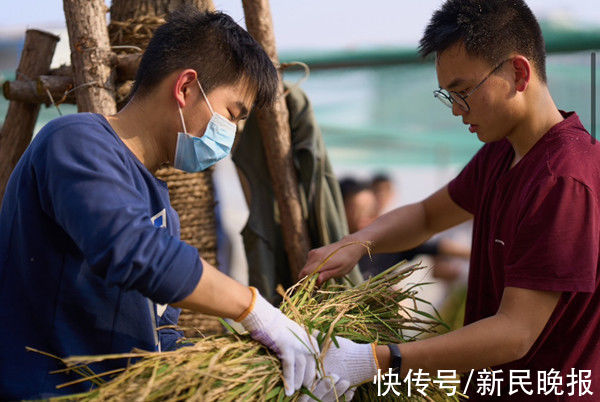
[0,8,350,401]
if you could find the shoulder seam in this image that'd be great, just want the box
[564,175,598,205]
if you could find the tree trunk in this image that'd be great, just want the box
[63,0,116,114]
[242,0,310,280]
[0,29,59,202]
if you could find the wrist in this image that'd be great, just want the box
[375,344,391,371]
[342,234,371,258]
[234,286,257,322]
[387,343,402,374]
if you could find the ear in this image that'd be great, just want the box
[511,56,531,92]
[173,69,198,108]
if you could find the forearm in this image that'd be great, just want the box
[172,258,253,319]
[299,186,471,282]
[376,312,528,376]
[349,202,432,254]
[349,186,471,255]
[173,262,319,397]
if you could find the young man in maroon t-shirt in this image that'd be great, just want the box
[298,0,600,400]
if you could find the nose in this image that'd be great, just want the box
[451,102,465,117]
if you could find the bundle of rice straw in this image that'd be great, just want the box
[44,247,462,401]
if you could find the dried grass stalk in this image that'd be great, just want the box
[45,248,461,401]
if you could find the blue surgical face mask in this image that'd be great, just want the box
[173,80,237,172]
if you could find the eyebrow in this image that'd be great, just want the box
[444,77,467,91]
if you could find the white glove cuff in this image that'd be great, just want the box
[239,289,276,332]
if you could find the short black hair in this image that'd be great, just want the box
[339,177,371,201]
[419,0,547,83]
[132,6,278,108]
[371,173,392,186]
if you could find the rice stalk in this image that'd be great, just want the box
[44,247,462,401]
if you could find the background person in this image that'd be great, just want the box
[339,177,379,234]
[370,173,395,215]
[340,176,469,282]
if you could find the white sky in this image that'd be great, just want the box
[2,0,600,50]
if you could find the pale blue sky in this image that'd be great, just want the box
[2,1,600,49]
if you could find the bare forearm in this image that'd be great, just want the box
[349,202,432,254]
[349,186,471,255]
[172,258,252,319]
[377,313,528,376]
[299,186,471,282]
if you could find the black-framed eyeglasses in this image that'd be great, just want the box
[433,58,511,112]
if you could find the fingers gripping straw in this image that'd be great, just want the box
[237,287,320,396]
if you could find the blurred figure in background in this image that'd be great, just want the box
[339,176,470,281]
[370,173,395,215]
[339,178,378,234]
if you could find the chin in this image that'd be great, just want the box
[476,130,498,144]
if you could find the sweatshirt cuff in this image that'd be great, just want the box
[150,244,204,304]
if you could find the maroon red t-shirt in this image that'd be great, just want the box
[448,112,600,401]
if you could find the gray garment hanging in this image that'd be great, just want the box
[232,84,363,305]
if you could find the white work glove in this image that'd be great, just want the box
[237,287,319,396]
[299,373,356,402]
[321,336,379,387]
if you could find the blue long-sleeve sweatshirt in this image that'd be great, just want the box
[0,113,203,399]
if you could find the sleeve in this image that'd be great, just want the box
[411,241,441,256]
[158,306,185,351]
[35,122,203,304]
[447,145,488,214]
[504,176,599,292]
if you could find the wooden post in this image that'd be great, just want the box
[45,54,141,82]
[63,0,116,114]
[3,77,73,105]
[0,29,59,202]
[241,0,310,279]
[1,54,143,106]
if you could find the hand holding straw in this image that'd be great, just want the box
[34,248,457,401]
[298,373,355,402]
[236,286,320,396]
